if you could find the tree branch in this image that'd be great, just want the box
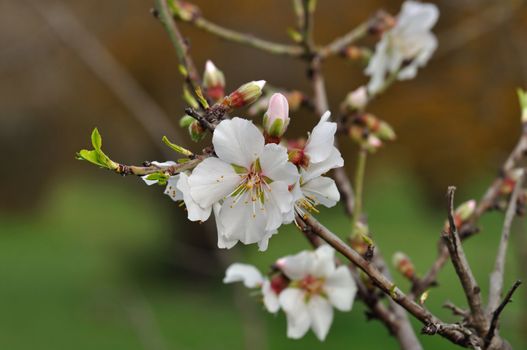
[484,280,522,349]
[319,21,369,59]
[488,170,525,312]
[113,156,206,176]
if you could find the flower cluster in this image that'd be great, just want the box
[143,90,343,251]
[224,245,357,341]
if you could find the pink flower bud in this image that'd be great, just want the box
[203,60,225,101]
[224,80,266,109]
[345,86,368,111]
[392,252,415,279]
[263,93,290,139]
[455,200,476,222]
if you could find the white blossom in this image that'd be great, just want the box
[188,117,299,250]
[365,1,439,94]
[277,245,357,341]
[286,112,343,220]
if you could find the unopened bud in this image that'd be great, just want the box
[366,135,383,151]
[501,168,524,195]
[203,60,225,101]
[518,89,527,123]
[376,120,396,141]
[223,80,266,109]
[263,93,290,138]
[345,86,368,111]
[189,120,205,142]
[171,0,200,21]
[392,252,415,279]
[368,10,396,36]
[288,148,309,168]
[455,200,476,223]
[286,90,304,111]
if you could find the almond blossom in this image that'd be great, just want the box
[287,112,343,220]
[188,117,299,250]
[365,1,439,94]
[224,245,357,341]
[277,245,356,341]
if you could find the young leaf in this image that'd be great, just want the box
[91,128,102,150]
[162,136,193,156]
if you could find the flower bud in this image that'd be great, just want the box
[455,200,476,223]
[263,93,290,139]
[518,89,527,123]
[171,1,200,21]
[392,252,415,279]
[376,120,396,141]
[345,86,368,111]
[188,120,205,142]
[203,60,226,101]
[223,80,266,109]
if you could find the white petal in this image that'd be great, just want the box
[176,172,212,222]
[324,266,357,311]
[279,251,313,280]
[302,147,343,183]
[302,176,340,208]
[262,279,280,313]
[279,288,311,339]
[398,1,439,33]
[260,144,299,185]
[151,161,177,167]
[219,192,269,245]
[214,203,238,249]
[268,181,294,216]
[307,295,334,341]
[365,38,389,94]
[311,244,336,277]
[304,114,337,164]
[142,176,159,186]
[188,157,240,208]
[212,117,264,168]
[223,263,264,288]
[163,175,184,201]
[257,230,278,252]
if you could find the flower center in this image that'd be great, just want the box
[299,274,325,296]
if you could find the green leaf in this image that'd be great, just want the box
[287,28,303,43]
[145,172,170,186]
[183,87,200,109]
[162,136,193,156]
[178,64,188,78]
[179,115,195,128]
[91,128,102,150]
[194,88,210,109]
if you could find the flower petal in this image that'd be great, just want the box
[324,265,357,311]
[302,176,340,208]
[188,157,240,208]
[212,117,264,168]
[223,263,264,288]
[278,251,313,280]
[304,112,337,164]
[311,245,336,277]
[307,295,334,341]
[176,172,212,222]
[262,279,280,313]
[279,288,311,339]
[163,175,184,201]
[214,203,238,249]
[260,144,299,185]
[302,147,343,183]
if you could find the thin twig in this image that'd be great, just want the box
[443,301,470,319]
[488,170,525,312]
[113,156,206,176]
[484,280,522,348]
[155,0,202,93]
[319,21,369,59]
[443,187,487,334]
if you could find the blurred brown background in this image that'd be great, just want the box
[2,1,527,349]
[2,0,527,210]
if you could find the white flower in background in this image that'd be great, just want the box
[188,117,299,251]
[277,245,357,341]
[344,86,368,111]
[287,112,343,220]
[223,263,280,313]
[365,1,439,94]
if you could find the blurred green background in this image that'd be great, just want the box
[2,0,527,349]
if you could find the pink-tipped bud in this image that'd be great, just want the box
[188,121,205,142]
[345,86,368,111]
[455,200,476,223]
[263,93,290,139]
[392,252,415,279]
[223,80,266,109]
[203,60,225,101]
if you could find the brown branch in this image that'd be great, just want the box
[319,21,369,59]
[488,170,525,312]
[443,301,470,319]
[114,156,206,176]
[484,280,522,349]
[300,214,482,348]
[442,187,487,334]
